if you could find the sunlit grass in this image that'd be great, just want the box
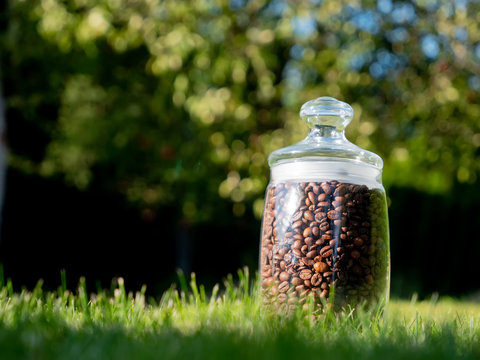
[0,268,479,359]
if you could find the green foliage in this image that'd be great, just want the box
[3,0,480,222]
[0,270,479,359]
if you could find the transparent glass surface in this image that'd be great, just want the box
[260,97,390,313]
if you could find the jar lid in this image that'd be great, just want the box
[268,97,383,170]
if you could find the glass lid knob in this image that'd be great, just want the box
[300,97,354,131]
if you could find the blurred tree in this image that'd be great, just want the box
[2,0,480,225]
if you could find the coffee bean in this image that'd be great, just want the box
[319,246,332,256]
[353,237,364,246]
[303,227,311,237]
[332,201,342,208]
[292,240,302,249]
[301,258,314,266]
[292,220,303,229]
[323,271,333,280]
[299,269,313,280]
[321,183,332,194]
[291,277,304,286]
[292,248,302,258]
[314,262,329,273]
[327,210,340,220]
[295,285,305,292]
[311,273,322,286]
[292,211,302,221]
[301,244,308,254]
[305,210,314,220]
[279,271,290,282]
[351,250,361,259]
[263,277,274,286]
[334,184,347,196]
[278,281,289,293]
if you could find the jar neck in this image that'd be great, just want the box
[271,159,383,188]
[307,126,346,141]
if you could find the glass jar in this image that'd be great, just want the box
[260,97,390,313]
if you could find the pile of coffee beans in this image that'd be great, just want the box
[260,180,389,312]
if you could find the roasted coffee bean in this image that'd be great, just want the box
[304,210,314,221]
[334,184,347,196]
[321,182,332,194]
[291,277,304,286]
[292,211,302,221]
[311,273,322,286]
[292,220,303,229]
[319,246,332,256]
[292,240,302,249]
[319,222,329,231]
[278,281,290,293]
[299,269,313,280]
[292,248,302,258]
[263,277,274,286]
[317,193,327,202]
[351,250,361,259]
[323,271,333,279]
[301,258,314,266]
[353,237,364,246]
[327,210,340,220]
[279,271,290,282]
[303,227,312,237]
[301,244,308,254]
[332,200,342,208]
[314,261,329,273]
[295,285,305,292]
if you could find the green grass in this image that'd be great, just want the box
[0,268,479,360]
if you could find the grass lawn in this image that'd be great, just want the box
[0,269,479,360]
